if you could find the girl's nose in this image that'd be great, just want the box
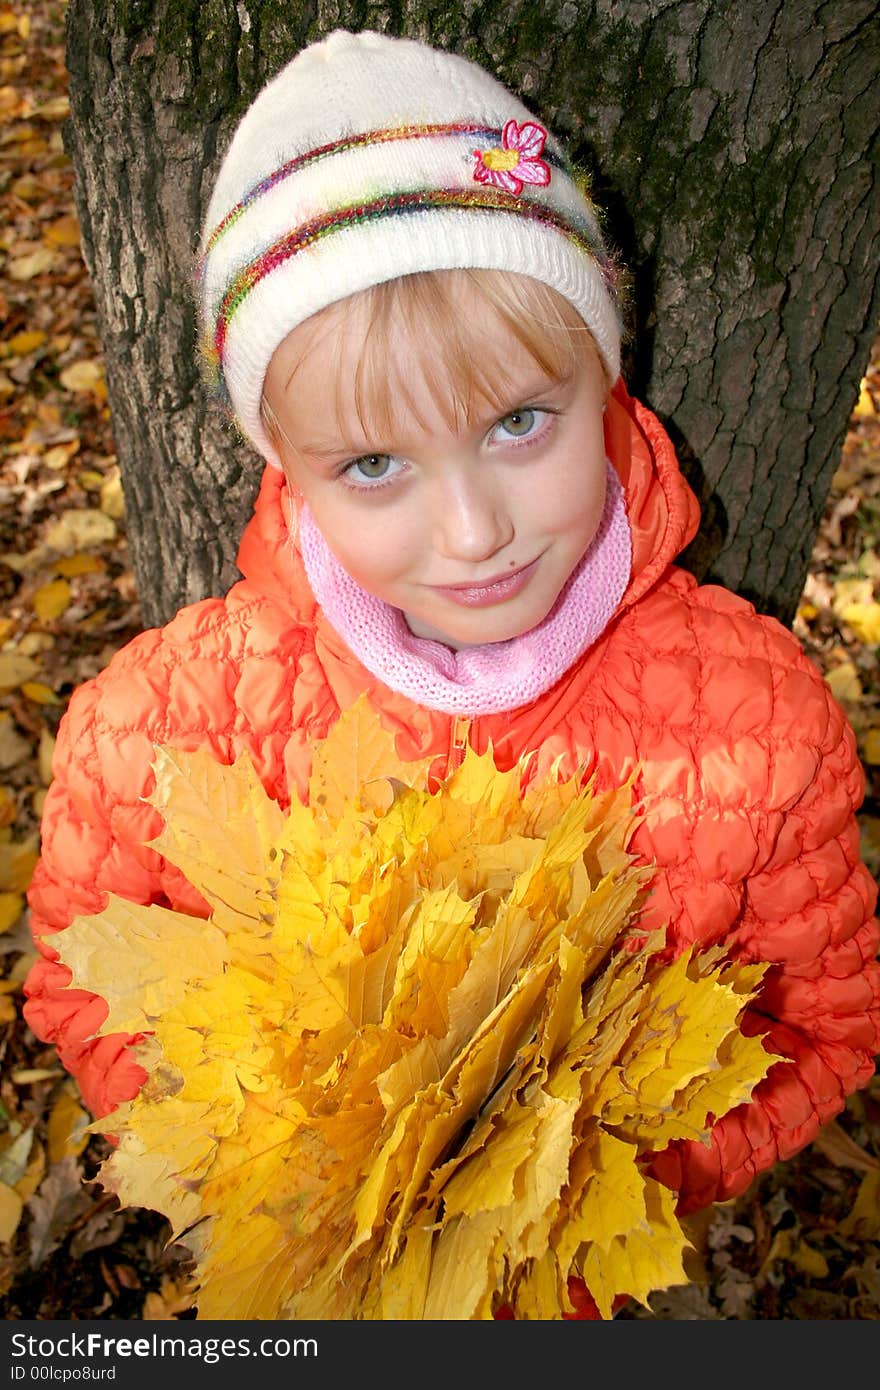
[432,473,514,562]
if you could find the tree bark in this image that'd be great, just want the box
[65,0,880,628]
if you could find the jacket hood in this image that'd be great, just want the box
[235,376,701,619]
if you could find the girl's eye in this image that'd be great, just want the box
[343,453,403,487]
[491,407,552,446]
[498,408,537,438]
[354,454,391,479]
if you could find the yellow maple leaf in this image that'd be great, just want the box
[55,696,778,1320]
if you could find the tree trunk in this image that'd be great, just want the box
[65,0,880,628]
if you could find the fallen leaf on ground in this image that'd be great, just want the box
[43,214,79,246]
[33,577,71,621]
[7,247,55,280]
[43,508,117,551]
[0,892,24,932]
[0,1184,24,1242]
[839,602,880,645]
[26,1156,93,1270]
[840,1172,880,1240]
[812,1119,880,1174]
[825,662,862,703]
[0,715,32,770]
[5,330,46,354]
[47,1088,90,1164]
[59,360,103,393]
[21,681,61,706]
[0,651,40,692]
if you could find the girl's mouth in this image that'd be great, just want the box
[433,557,541,607]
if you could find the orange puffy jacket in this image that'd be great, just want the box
[24,378,880,1217]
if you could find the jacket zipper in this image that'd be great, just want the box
[447,715,473,774]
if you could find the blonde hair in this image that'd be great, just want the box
[261,268,606,451]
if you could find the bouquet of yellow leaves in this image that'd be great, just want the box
[54,698,776,1320]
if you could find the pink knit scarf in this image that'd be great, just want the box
[299,458,631,715]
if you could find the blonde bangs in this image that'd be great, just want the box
[261,269,602,456]
[347,269,598,441]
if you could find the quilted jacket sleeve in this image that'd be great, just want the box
[23,586,319,1120]
[25,632,176,1119]
[642,595,880,1214]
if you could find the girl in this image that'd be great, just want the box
[24,28,880,1311]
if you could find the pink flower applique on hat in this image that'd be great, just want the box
[472,120,551,194]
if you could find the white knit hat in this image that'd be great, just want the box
[198,28,622,468]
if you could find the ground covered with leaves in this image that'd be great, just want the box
[0,1,878,1321]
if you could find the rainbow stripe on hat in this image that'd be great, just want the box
[199,123,616,397]
[199,121,571,267]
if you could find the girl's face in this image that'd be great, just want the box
[263,287,610,650]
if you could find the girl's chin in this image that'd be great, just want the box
[403,606,541,651]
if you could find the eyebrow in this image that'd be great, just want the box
[297,437,374,460]
[492,370,575,410]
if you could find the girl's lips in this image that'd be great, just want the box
[432,557,541,607]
